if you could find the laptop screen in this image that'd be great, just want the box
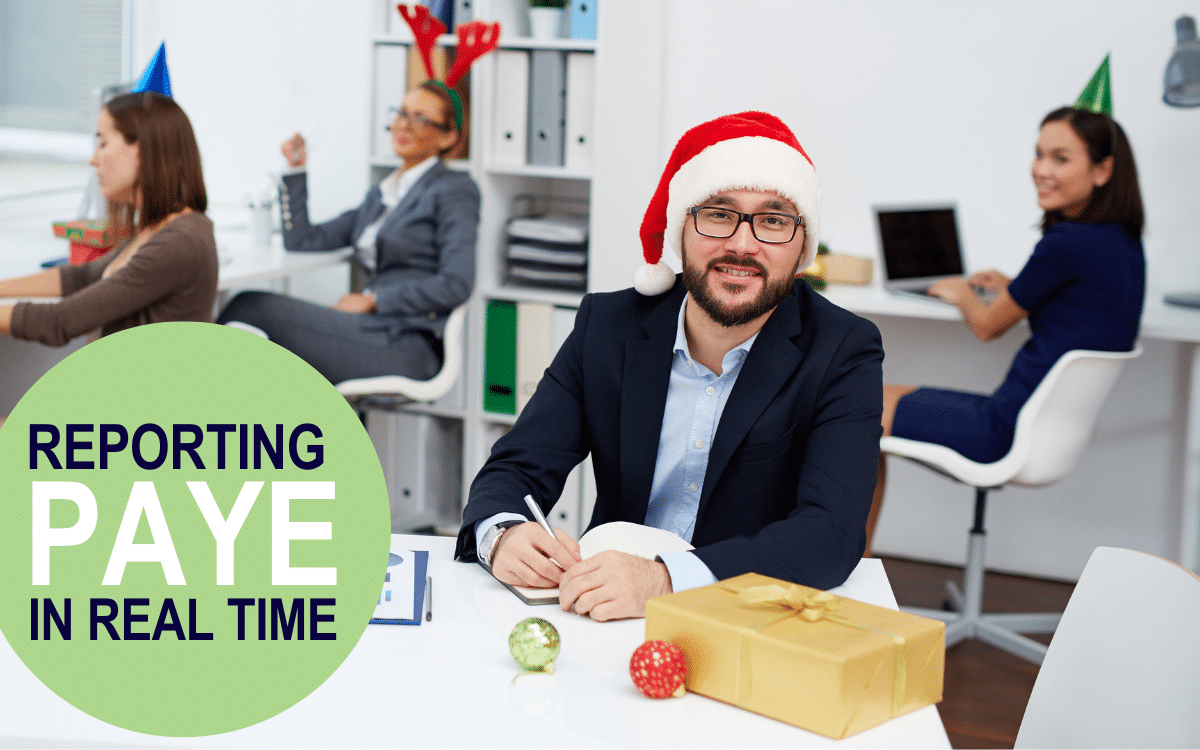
[875,206,964,283]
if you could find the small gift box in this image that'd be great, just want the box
[644,573,944,739]
[52,219,121,247]
[53,220,123,264]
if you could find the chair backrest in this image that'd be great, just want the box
[1015,546,1200,749]
[1007,346,1140,486]
[335,303,468,401]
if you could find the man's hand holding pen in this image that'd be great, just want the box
[490,526,674,622]
[489,521,582,587]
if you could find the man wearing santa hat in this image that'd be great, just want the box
[456,111,883,621]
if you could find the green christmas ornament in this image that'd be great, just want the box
[509,618,561,673]
[1075,54,1113,116]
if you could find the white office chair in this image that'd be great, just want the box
[335,303,468,407]
[881,346,1142,664]
[1014,546,1200,749]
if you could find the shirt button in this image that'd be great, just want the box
[689,482,698,492]
[695,439,704,449]
[706,386,715,396]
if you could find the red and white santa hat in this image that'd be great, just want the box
[634,111,821,296]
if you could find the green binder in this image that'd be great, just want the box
[483,300,517,415]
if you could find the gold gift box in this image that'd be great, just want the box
[644,573,944,739]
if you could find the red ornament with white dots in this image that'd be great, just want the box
[629,640,687,699]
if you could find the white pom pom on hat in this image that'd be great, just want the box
[634,111,821,296]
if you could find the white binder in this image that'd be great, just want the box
[492,49,530,167]
[516,301,555,414]
[564,52,595,172]
[372,44,408,160]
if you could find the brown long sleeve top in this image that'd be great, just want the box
[11,212,218,346]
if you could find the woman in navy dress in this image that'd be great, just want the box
[866,106,1146,553]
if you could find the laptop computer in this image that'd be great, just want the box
[875,203,994,303]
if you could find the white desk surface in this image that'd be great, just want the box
[822,284,1200,344]
[0,535,950,749]
[0,219,351,302]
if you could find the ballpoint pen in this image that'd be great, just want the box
[524,494,558,540]
[425,575,432,621]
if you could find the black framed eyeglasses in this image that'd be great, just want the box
[688,206,804,244]
[387,107,453,133]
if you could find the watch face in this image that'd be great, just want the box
[481,527,499,566]
[482,521,520,566]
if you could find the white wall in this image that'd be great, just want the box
[655,0,1200,294]
[133,0,378,301]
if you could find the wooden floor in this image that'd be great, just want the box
[879,556,1076,750]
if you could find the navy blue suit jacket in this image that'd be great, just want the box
[455,278,884,590]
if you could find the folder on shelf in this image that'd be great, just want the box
[423,0,455,31]
[564,52,595,172]
[552,305,576,351]
[507,265,587,289]
[507,213,588,243]
[552,463,586,539]
[453,0,474,27]
[492,0,529,38]
[492,49,529,167]
[516,301,554,414]
[373,44,408,160]
[568,0,598,40]
[483,299,517,415]
[408,45,449,92]
[507,242,587,267]
[528,50,567,167]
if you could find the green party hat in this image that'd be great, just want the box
[1075,54,1113,115]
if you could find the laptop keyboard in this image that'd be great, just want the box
[896,285,998,305]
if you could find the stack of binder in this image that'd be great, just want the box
[506,213,588,290]
[483,299,577,416]
[492,50,594,171]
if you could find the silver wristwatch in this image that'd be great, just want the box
[479,520,523,567]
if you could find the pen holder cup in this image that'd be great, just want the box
[250,203,273,249]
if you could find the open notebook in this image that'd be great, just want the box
[483,521,694,605]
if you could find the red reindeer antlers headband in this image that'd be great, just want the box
[398,4,501,130]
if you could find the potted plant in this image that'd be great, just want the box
[528,0,566,40]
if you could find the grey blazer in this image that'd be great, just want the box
[278,161,479,335]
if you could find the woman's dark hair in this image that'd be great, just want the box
[104,91,207,236]
[415,80,466,158]
[1040,106,1144,238]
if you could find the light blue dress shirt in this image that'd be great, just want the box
[476,295,758,592]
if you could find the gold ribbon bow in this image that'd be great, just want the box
[737,584,842,622]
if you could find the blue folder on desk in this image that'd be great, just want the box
[371,549,429,625]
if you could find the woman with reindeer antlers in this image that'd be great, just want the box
[219,7,499,386]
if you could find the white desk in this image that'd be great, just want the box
[0,534,950,749]
[0,220,351,414]
[823,285,1200,573]
[0,226,352,297]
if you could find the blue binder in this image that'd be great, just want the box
[568,0,597,40]
[422,0,454,32]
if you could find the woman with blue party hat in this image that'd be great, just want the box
[0,45,215,348]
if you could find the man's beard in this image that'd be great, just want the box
[681,246,794,328]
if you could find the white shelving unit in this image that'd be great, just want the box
[367,0,608,536]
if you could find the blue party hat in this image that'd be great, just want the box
[132,42,172,98]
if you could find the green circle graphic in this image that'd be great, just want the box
[0,323,390,736]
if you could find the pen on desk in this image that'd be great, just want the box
[425,575,432,621]
[524,494,558,540]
